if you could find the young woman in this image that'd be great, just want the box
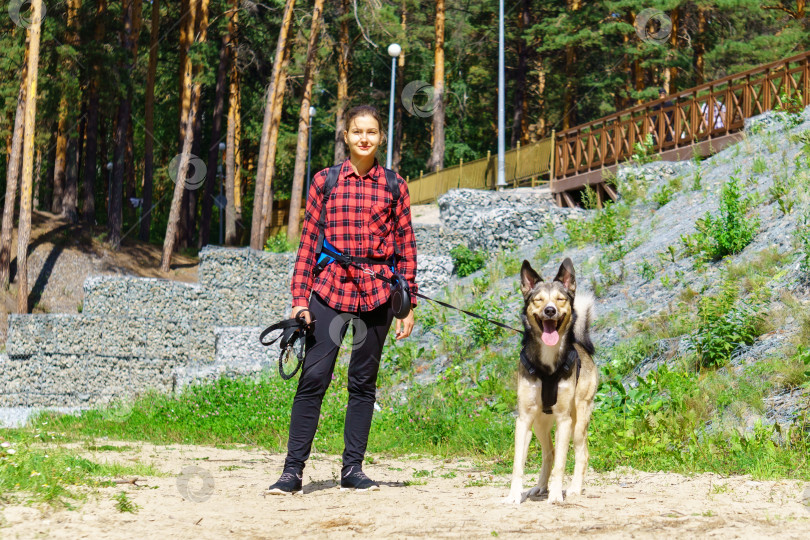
[267,105,418,494]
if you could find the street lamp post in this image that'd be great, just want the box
[218,141,226,245]
[306,105,316,197]
[386,43,401,169]
[497,0,506,189]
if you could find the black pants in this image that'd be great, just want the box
[283,292,394,473]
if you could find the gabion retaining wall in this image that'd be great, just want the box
[438,188,583,251]
[0,245,454,411]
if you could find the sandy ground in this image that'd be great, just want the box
[2,441,809,539]
[410,203,441,225]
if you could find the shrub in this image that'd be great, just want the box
[692,282,763,369]
[468,296,506,347]
[774,91,804,130]
[637,260,656,282]
[450,245,488,277]
[693,175,758,260]
[606,336,656,376]
[768,176,793,215]
[592,202,628,245]
[651,182,675,208]
[795,212,810,282]
[264,231,297,253]
[631,133,657,165]
[752,157,767,174]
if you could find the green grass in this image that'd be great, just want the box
[264,231,298,253]
[13,329,808,490]
[0,429,163,508]
[113,491,140,513]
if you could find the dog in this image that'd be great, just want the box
[505,258,598,504]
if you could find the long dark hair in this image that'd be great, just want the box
[345,105,386,143]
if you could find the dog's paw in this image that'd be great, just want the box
[527,485,548,498]
[503,491,523,505]
[547,490,564,504]
[566,485,582,497]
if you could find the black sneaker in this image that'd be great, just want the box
[265,470,303,495]
[340,466,380,491]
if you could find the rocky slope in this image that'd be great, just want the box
[402,106,810,429]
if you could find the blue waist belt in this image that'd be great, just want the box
[316,238,395,273]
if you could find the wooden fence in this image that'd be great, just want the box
[407,136,554,205]
[551,50,810,205]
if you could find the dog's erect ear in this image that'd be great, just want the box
[520,260,542,295]
[553,257,577,294]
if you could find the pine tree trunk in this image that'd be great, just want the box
[178,0,196,146]
[125,121,136,200]
[61,0,82,223]
[17,0,43,314]
[427,0,446,172]
[176,0,194,247]
[511,0,531,147]
[108,0,136,249]
[82,0,107,224]
[223,2,239,245]
[250,0,296,249]
[563,0,581,129]
[162,89,199,272]
[63,135,79,223]
[258,43,292,240]
[52,104,68,214]
[694,6,706,85]
[668,7,679,92]
[532,55,547,140]
[334,0,350,165]
[0,44,28,290]
[286,0,326,243]
[229,51,243,220]
[200,27,233,248]
[140,0,160,241]
[182,0,209,248]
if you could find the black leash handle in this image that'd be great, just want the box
[259,310,315,380]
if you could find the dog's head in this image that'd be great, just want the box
[520,258,576,347]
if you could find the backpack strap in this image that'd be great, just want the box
[315,164,342,254]
[382,167,401,263]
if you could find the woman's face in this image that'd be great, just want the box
[344,114,382,160]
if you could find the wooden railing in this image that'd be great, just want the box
[552,50,810,196]
[407,136,554,205]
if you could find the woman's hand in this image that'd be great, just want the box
[291,305,311,325]
[394,309,415,340]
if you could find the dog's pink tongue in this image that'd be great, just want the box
[542,320,559,346]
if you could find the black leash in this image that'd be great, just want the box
[319,244,525,335]
[260,252,524,381]
[259,310,315,380]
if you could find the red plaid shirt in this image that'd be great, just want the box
[291,159,418,312]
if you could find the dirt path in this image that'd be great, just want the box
[2,442,808,539]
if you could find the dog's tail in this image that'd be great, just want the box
[573,292,595,354]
